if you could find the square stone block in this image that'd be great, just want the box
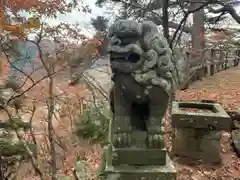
[199,137,220,154]
[173,135,220,154]
[104,154,176,180]
[173,128,221,163]
[173,130,199,152]
[171,101,231,131]
[112,147,166,165]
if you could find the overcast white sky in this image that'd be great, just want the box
[22,1,240,39]
[39,0,119,38]
[51,2,240,34]
[20,0,117,39]
[47,0,107,36]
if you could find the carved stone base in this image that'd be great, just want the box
[98,145,176,180]
[104,153,176,180]
[112,147,166,165]
[110,131,166,165]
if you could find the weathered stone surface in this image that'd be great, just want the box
[172,101,231,131]
[175,128,221,139]
[112,147,166,165]
[173,128,221,163]
[173,128,198,151]
[108,20,173,149]
[105,154,176,180]
[107,129,167,166]
[199,137,220,153]
[130,131,147,148]
[173,145,221,163]
[173,139,221,163]
[232,129,240,157]
[98,20,177,180]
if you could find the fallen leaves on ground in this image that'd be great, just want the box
[16,70,93,179]
[171,67,240,180]
[16,66,240,180]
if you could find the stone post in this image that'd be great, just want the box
[171,101,231,163]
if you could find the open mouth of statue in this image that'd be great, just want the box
[110,51,141,64]
[126,52,141,63]
[109,43,143,64]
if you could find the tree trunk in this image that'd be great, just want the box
[190,0,205,68]
[191,0,205,50]
[162,0,169,42]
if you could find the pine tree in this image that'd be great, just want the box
[91,16,109,56]
[0,116,36,180]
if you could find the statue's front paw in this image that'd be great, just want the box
[113,132,131,148]
[147,133,164,149]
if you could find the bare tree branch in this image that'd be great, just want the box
[208,3,240,24]
[170,0,213,48]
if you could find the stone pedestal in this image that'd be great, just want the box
[100,145,176,180]
[173,128,221,163]
[112,148,167,165]
[99,130,177,179]
[171,101,231,163]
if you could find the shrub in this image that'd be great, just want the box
[74,105,110,144]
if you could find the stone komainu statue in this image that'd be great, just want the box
[108,20,174,148]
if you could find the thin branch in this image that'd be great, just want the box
[29,104,38,149]
[170,0,215,48]
[208,3,240,24]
